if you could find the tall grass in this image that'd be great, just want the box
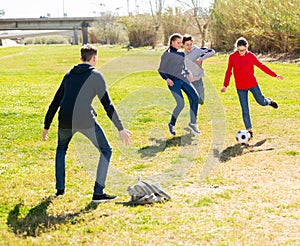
[210,0,300,53]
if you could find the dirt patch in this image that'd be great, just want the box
[257,52,300,65]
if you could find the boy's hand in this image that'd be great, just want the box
[119,129,132,145]
[42,129,48,140]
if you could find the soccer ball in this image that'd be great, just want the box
[236,130,251,144]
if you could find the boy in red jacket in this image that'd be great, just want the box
[221,37,284,137]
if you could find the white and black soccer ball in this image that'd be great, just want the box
[236,130,251,144]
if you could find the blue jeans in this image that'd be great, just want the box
[191,78,204,105]
[168,79,199,125]
[55,122,112,195]
[237,85,270,130]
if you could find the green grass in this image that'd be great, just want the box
[0,45,299,245]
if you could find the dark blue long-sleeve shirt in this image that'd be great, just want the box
[44,63,124,131]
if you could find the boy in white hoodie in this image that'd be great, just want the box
[183,34,215,105]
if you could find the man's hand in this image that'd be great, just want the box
[220,86,227,93]
[42,129,48,140]
[119,129,132,145]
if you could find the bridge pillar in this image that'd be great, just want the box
[73,27,79,45]
[81,21,89,45]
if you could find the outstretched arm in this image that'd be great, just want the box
[252,53,280,78]
[221,55,233,92]
[100,91,132,145]
[197,48,215,61]
[100,91,124,131]
[42,81,65,140]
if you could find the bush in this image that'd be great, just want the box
[23,36,71,45]
[90,14,128,45]
[121,14,157,48]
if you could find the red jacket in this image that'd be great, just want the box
[224,51,277,90]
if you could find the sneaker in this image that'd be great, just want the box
[267,98,278,109]
[92,193,117,203]
[188,123,201,134]
[168,123,176,136]
[55,189,65,197]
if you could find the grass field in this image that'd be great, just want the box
[0,45,299,245]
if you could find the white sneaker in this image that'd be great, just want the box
[188,123,200,134]
[168,123,176,136]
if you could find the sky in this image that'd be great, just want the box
[0,0,213,18]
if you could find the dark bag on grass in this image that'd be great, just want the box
[127,179,171,205]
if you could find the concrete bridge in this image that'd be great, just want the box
[0,17,99,45]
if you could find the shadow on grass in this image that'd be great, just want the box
[7,196,102,238]
[138,133,194,158]
[218,139,274,162]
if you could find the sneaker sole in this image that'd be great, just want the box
[92,196,118,203]
[188,125,201,135]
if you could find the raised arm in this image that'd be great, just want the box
[197,48,215,61]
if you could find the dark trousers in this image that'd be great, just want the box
[55,122,112,195]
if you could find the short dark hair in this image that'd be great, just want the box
[182,34,194,44]
[81,44,97,62]
[235,37,248,47]
[168,33,182,46]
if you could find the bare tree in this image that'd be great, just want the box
[148,0,165,48]
[91,13,127,45]
[177,0,211,46]
[161,7,189,45]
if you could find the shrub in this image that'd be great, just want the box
[23,36,70,45]
[121,14,157,48]
[90,14,128,45]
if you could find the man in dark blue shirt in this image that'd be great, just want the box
[42,44,131,203]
